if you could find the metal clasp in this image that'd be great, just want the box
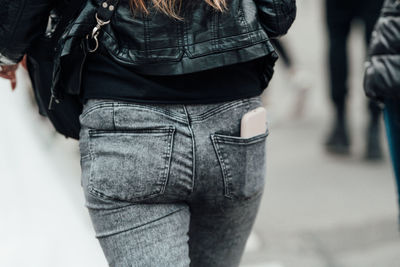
[48,93,60,110]
[86,13,110,53]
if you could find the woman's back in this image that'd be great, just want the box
[64,0,295,75]
[0,1,297,266]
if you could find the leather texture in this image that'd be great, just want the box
[0,0,296,100]
[0,0,296,68]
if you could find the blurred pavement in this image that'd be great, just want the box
[1,0,400,266]
[243,0,400,266]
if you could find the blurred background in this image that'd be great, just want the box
[1,0,400,266]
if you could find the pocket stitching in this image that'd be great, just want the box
[114,105,186,123]
[89,127,175,136]
[159,128,175,195]
[86,126,175,201]
[191,97,262,122]
[80,154,91,161]
[211,132,268,199]
[80,103,114,122]
[212,131,269,145]
[211,134,233,198]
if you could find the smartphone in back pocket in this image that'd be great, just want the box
[240,107,267,138]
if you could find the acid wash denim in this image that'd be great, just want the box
[78,96,268,267]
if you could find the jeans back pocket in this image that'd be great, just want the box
[211,132,268,200]
[87,126,175,202]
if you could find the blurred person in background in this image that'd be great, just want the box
[325,0,384,159]
[0,0,296,266]
[364,0,400,220]
[270,39,312,118]
[271,40,292,70]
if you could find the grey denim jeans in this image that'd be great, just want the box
[78,96,268,267]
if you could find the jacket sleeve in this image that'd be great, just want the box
[254,0,297,38]
[364,0,400,101]
[0,0,54,65]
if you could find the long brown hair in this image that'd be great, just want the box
[129,0,227,20]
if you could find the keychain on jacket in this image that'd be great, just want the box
[86,0,120,53]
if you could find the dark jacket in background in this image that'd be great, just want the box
[364,0,400,101]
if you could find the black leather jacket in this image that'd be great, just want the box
[0,0,296,95]
[364,0,400,101]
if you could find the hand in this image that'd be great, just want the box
[20,55,27,70]
[0,64,18,90]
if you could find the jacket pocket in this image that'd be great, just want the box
[86,126,175,202]
[211,131,268,200]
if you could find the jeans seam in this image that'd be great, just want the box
[113,104,187,123]
[191,101,246,122]
[212,132,269,145]
[89,127,174,136]
[183,105,196,194]
[160,128,176,194]
[210,134,232,199]
[80,103,114,122]
[88,133,95,194]
[94,206,188,238]
[112,103,116,130]
[190,97,262,123]
[80,154,91,161]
